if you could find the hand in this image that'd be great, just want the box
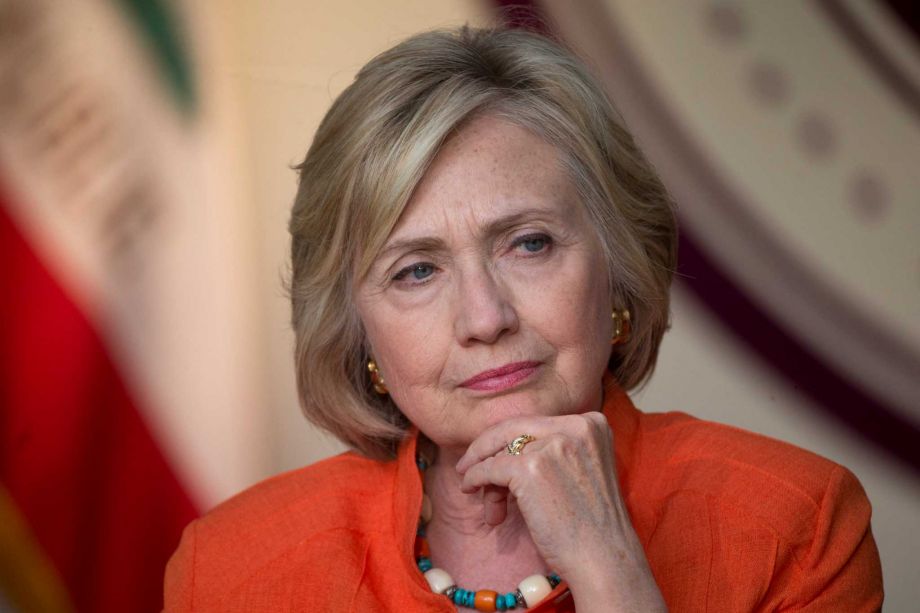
[455,412,666,612]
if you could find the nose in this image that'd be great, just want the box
[453,262,519,345]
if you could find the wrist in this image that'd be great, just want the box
[563,553,667,613]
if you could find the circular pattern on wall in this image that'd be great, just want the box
[538,0,920,471]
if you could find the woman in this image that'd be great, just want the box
[164,26,882,611]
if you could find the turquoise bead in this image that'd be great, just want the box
[458,588,475,607]
[417,557,432,572]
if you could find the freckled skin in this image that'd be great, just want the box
[355,115,613,457]
[354,116,665,611]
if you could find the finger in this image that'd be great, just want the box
[461,446,543,493]
[482,485,508,526]
[455,416,553,474]
[462,455,508,493]
[456,411,608,474]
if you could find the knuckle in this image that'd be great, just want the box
[559,437,580,459]
[587,411,608,427]
[568,414,592,438]
[584,412,612,442]
[547,435,578,461]
[523,454,544,478]
[573,413,595,439]
[545,435,566,454]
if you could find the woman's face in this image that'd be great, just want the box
[355,115,614,452]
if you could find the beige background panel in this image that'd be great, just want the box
[217,0,494,472]
[606,0,919,344]
[214,1,918,609]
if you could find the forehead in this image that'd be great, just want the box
[391,115,576,237]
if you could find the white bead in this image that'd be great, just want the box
[518,574,553,608]
[423,568,454,594]
[420,494,433,523]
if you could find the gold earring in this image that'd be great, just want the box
[611,309,631,346]
[367,359,389,394]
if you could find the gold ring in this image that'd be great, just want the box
[506,434,536,455]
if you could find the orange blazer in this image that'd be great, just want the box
[164,384,882,611]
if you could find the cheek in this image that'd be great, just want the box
[519,253,611,353]
[363,304,450,392]
[385,349,441,395]
[553,274,612,405]
[544,296,611,366]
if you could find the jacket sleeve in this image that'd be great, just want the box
[781,465,883,612]
[163,519,197,611]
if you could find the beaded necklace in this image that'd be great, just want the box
[414,454,562,611]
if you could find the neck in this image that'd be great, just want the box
[424,444,528,537]
[420,439,548,593]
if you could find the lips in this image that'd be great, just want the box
[459,361,541,392]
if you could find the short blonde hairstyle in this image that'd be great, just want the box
[289,26,677,459]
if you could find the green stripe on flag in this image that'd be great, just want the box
[116,0,196,114]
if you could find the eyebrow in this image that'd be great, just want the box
[377,208,561,262]
[378,236,446,261]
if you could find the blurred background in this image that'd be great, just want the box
[1,0,917,611]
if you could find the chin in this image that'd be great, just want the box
[474,391,557,425]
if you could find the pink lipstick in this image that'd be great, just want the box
[459,361,540,392]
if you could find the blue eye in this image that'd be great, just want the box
[514,233,551,254]
[393,262,435,283]
[522,237,546,252]
[411,264,434,279]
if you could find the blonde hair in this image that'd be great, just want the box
[289,26,677,459]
